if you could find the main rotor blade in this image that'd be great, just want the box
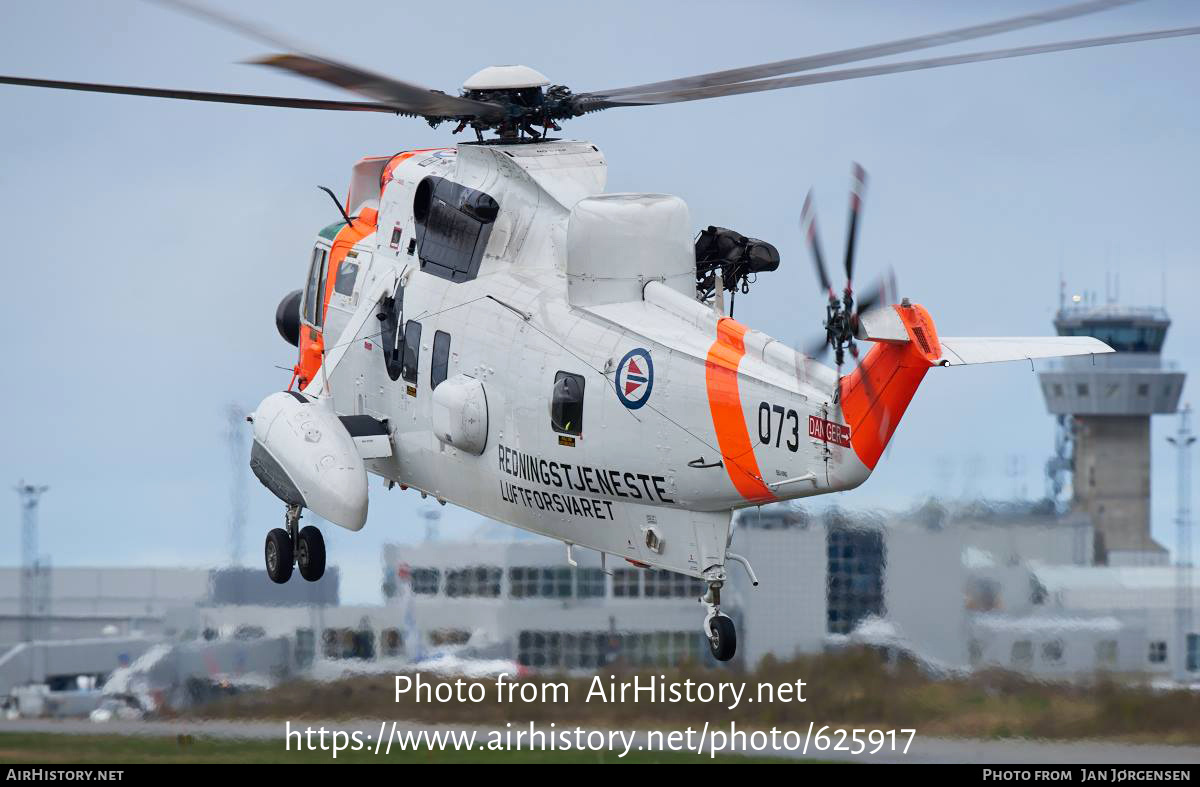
[150,0,502,121]
[0,75,399,113]
[592,26,1200,108]
[147,0,310,55]
[844,163,867,288]
[800,191,834,298]
[251,54,505,120]
[584,0,1140,99]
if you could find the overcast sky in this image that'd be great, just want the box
[1,0,1197,603]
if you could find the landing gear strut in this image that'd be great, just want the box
[265,505,326,584]
[701,581,737,662]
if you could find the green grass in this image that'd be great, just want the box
[193,648,1200,745]
[0,732,791,765]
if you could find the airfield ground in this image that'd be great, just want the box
[193,648,1200,746]
[0,731,788,764]
[5,650,1200,765]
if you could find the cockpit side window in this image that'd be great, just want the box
[334,257,359,297]
[303,246,329,327]
[551,371,585,436]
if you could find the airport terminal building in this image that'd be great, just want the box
[3,496,1199,717]
[380,500,1198,679]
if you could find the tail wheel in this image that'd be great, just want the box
[708,615,737,662]
[297,525,326,582]
[265,528,294,584]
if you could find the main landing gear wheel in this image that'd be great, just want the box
[701,580,737,662]
[265,528,293,584]
[708,615,737,662]
[297,525,326,582]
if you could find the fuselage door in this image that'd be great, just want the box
[297,243,331,388]
[302,244,330,330]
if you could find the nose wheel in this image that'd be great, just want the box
[701,581,737,662]
[265,505,326,584]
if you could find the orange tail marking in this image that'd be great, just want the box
[840,302,942,470]
[705,317,776,503]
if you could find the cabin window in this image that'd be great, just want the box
[333,257,359,296]
[303,247,329,326]
[412,176,499,283]
[431,330,451,390]
[411,567,439,595]
[402,320,422,384]
[551,371,585,436]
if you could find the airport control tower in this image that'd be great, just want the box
[1039,296,1184,565]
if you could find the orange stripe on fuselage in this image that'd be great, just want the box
[320,207,377,327]
[704,317,776,503]
[380,148,452,192]
[297,208,378,390]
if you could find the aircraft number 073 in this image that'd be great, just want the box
[757,401,801,452]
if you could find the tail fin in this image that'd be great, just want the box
[840,302,1114,470]
[840,302,941,470]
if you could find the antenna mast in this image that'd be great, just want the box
[226,404,248,568]
[14,481,49,643]
[1168,405,1196,680]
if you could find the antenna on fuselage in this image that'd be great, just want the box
[318,185,355,227]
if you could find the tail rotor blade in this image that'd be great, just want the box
[802,334,831,360]
[849,341,874,399]
[844,163,867,287]
[854,267,897,316]
[801,190,835,299]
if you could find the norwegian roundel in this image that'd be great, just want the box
[615,348,654,410]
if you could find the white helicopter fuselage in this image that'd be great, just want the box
[255,138,1107,587]
[292,140,873,581]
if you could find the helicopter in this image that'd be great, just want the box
[5,0,1193,661]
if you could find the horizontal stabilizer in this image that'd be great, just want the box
[937,336,1113,366]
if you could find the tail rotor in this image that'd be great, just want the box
[799,163,895,379]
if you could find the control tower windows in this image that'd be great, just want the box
[1059,321,1166,353]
